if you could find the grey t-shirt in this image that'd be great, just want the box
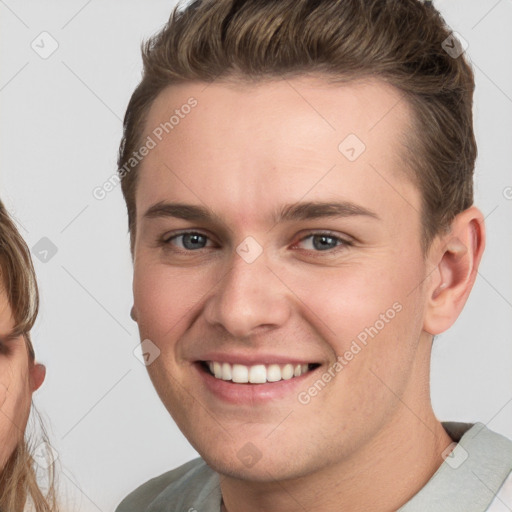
[116,422,512,512]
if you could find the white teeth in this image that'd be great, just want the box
[281,364,294,380]
[266,364,281,382]
[249,365,267,384]
[231,364,249,383]
[206,361,313,383]
[221,362,232,381]
[213,361,223,379]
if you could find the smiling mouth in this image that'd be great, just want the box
[200,361,321,384]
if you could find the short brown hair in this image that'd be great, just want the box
[118,0,476,252]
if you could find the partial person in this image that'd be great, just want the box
[0,199,58,511]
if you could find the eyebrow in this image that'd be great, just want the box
[143,200,379,225]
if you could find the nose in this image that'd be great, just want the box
[202,247,291,339]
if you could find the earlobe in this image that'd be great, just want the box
[30,363,46,392]
[423,207,485,335]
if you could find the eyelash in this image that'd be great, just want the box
[161,230,353,255]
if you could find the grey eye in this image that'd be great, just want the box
[173,232,209,250]
[299,234,342,251]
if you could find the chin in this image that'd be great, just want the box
[194,440,315,483]
[205,455,290,482]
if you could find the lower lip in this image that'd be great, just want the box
[194,363,318,405]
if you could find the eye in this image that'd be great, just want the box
[294,232,351,252]
[163,231,214,251]
[161,230,352,254]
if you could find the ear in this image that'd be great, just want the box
[130,305,138,322]
[423,206,485,335]
[30,362,46,392]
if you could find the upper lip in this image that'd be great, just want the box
[194,352,320,366]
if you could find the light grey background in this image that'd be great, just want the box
[1,1,511,510]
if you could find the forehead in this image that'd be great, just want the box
[135,76,420,228]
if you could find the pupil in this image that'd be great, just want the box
[184,233,206,250]
[313,235,336,251]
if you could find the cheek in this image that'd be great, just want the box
[291,257,426,392]
[0,380,7,409]
[133,262,207,346]
[0,367,32,467]
[287,260,421,343]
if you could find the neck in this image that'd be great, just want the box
[220,341,453,512]
[222,416,451,512]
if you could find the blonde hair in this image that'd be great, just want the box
[0,199,59,511]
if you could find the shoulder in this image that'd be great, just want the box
[487,469,512,511]
[115,457,220,512]
[399,422,512,512]
[444,421,512,479]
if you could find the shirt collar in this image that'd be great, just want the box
[398,422,512,512]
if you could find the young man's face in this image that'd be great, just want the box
[132,77,437,481]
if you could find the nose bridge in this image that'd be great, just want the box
[203,244,290,338]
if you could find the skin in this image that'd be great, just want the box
[0,290,45,473]
[130,76,485,511]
